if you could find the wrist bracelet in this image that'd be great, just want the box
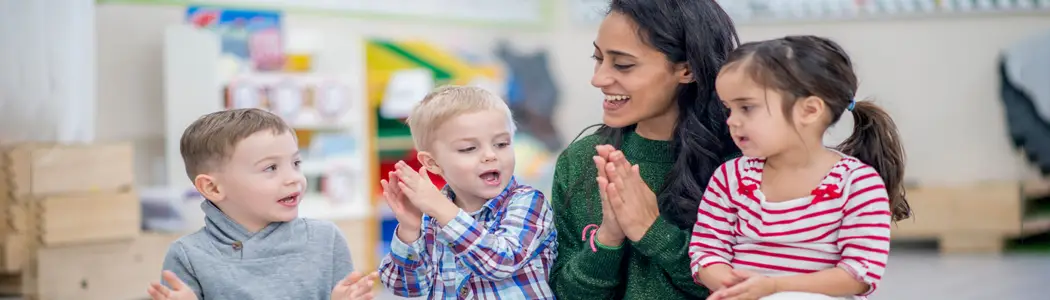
[595,239,624,250]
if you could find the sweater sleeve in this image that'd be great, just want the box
[836,167,892,296]
[549,152,627,300]
[328,222,355,290]
[689,163,737,273]
[161,241,204,300]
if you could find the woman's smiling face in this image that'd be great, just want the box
[591,11,690,133]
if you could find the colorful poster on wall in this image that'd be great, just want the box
[102,0,548,27]
[185,6,284,71]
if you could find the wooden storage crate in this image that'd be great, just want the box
[2,142,135,198]
[0,142,139,274]
[892,181,1050,253]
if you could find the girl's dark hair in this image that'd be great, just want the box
[567,0,741,229]
[724,35,910,221]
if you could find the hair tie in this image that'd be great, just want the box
[581,224,599,253]
[847,99,856,111]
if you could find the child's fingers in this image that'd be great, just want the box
[146,285,164,300]
[380,179,391,195]
[339,271,364,286]
[387,172,403,194]
[394,166,419,186]
[362,271,379,281]
[149,282,171,298]
[383,191,404,212]
[161,271,185,290]
[397,182,417,198]
[394,161,416,176]
[718,282,749,299]
[351,279,375,298]
[416,166,433,183]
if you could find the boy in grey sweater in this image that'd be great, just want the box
[147,108,376,300]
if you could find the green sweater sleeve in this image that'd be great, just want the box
[632,215,710,298]
[549,151,627,300]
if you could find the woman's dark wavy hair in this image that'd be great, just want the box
[567,0,741,229]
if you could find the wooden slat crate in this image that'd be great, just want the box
[8,190,141,246]
[3,142,135,198]
[892,181,1050,253]
[0,142,140,275]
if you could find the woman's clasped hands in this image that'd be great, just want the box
[593,145,661,244]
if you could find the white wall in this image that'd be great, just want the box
[1,0,96,144]
[94,3,1050,185]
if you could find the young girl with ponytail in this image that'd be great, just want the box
[686,35,910,300]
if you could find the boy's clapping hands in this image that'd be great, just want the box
[331,271,379,300]
[391,161,459,226]
[381,169,424,242]
[148,271,198,300]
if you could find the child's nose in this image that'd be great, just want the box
[726,113,740,127]
[481,150,497,162]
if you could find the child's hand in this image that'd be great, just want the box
[706,269,776,300]
[381,171,423,231]
[147,271,198,300]
[393,161,450,216]
[331,271,378,300]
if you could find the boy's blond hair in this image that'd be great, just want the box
[180,108,294,180]
[406,85,515,151]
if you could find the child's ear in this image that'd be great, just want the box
[796,96,826,125]
[194,173,225,202]
[416,151,443,176]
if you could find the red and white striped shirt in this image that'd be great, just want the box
[689,156,892,299]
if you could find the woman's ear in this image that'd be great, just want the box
[675,62,694,84]
[194,174,224,202]
[416,151,443,176]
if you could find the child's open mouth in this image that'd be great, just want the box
[479,170,501,186]
[278,192,301,207]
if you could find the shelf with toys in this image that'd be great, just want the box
[162,7,376,269]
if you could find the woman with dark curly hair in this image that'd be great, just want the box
[548,0,740,299]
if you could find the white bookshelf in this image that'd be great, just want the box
[162,24,373,223]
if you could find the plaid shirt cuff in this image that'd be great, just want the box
[389,225,426,268]
[436,209,479,254]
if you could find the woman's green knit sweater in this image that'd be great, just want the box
[549,130,711,300]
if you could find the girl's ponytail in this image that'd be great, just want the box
[837,100,911,221]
